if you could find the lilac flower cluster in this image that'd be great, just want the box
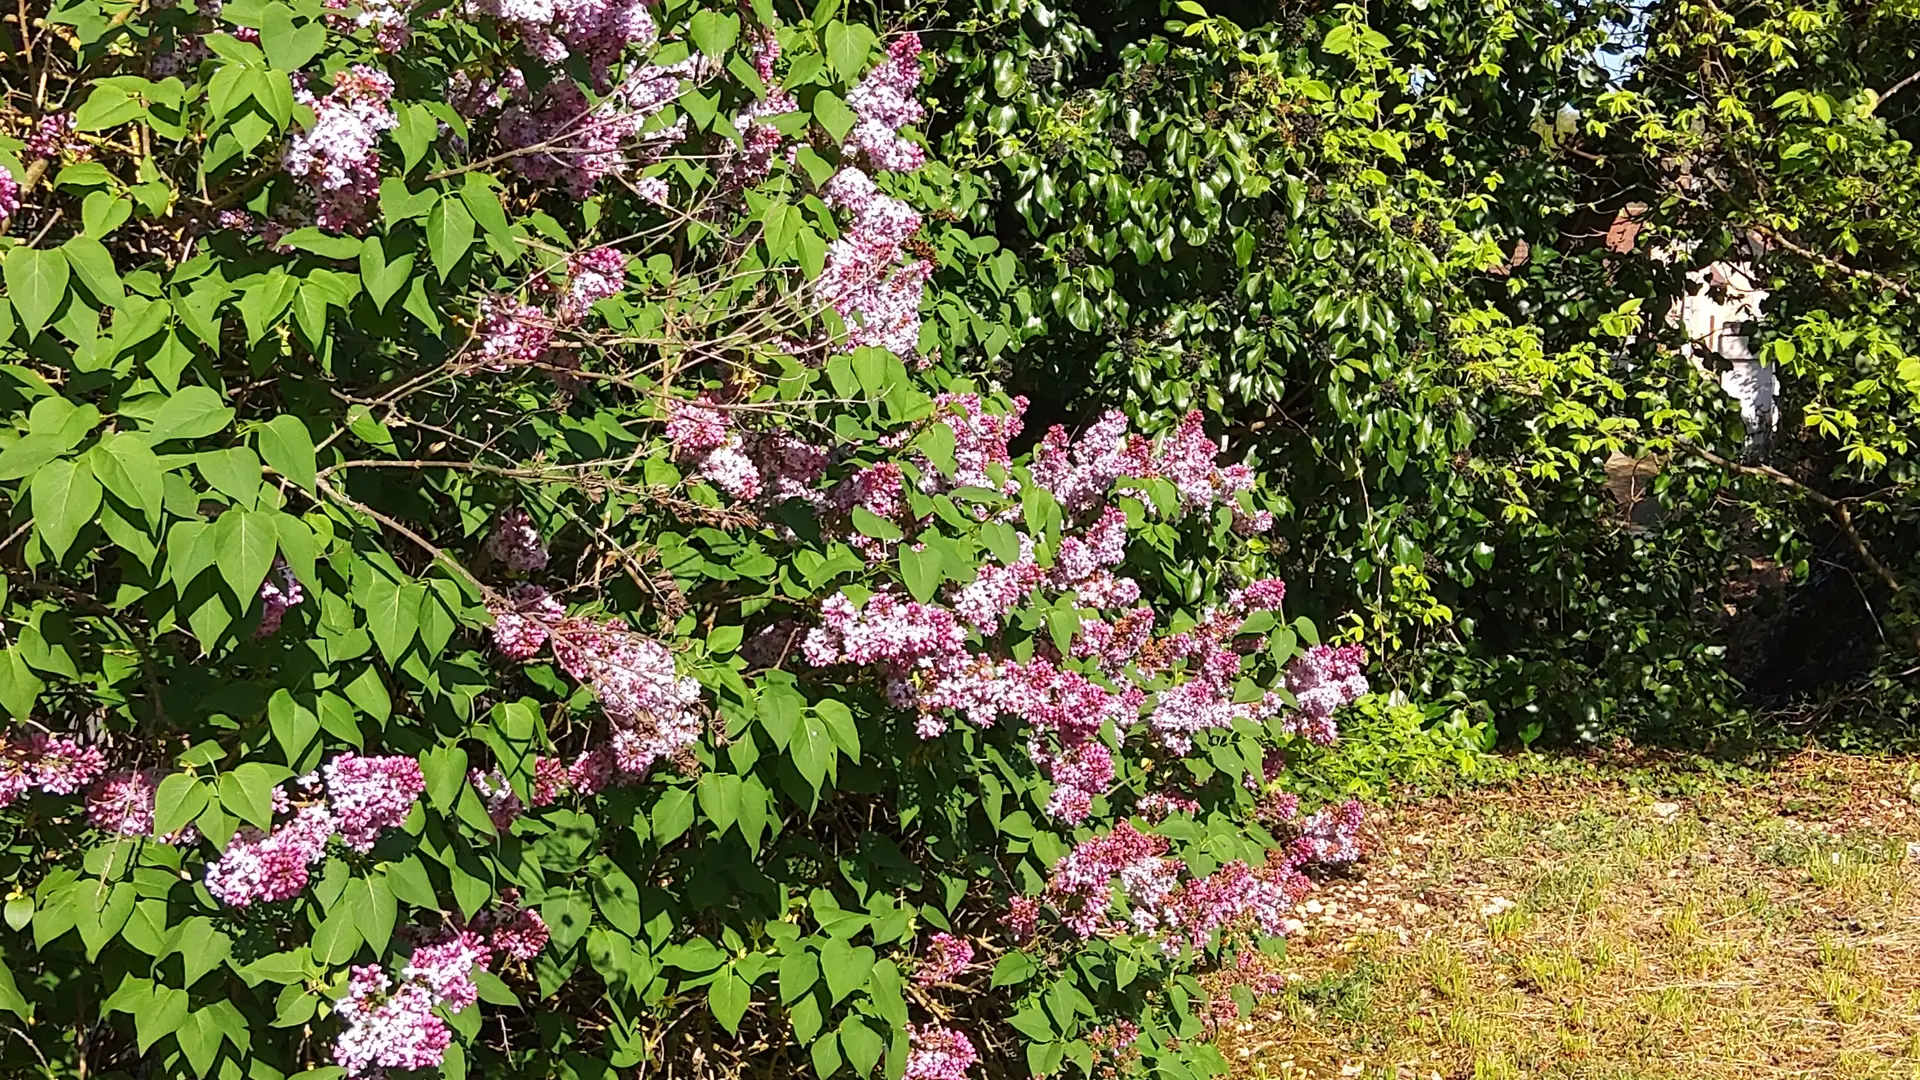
[913,932,973,986]
[486,506,550,572]
[204,755,422,906]
[84,770,157,836]
[464,0,656,81]
[485,583,705,785]
[471,244,628,370]
[282,66,397,232]
[497,60,697,196]
[0,169,18,226]
[332,964,453,1076]
[818,165,933,358]
[256,556,305,638]
[0,733,107,808]
[1284,644,1370,745]
[903,1024,979,1080]
[23,113,83,161]
[845,34,929,170]
[665,396,829,504]
[324,0,411,51]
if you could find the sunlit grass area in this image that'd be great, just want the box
[1217,753,1920,1079]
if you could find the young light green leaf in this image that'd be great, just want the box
[257,415,317,491]
[4,246,70,340]
[30,458,101,559]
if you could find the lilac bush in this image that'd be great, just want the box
[0,0,1377,1075]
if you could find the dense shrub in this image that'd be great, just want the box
[0,0,1383,1076]
[920,0,1920,745]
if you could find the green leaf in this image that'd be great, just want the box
[824,21,876,82]
[218,766,276,830]
[899,544,942,603]
[991,950,1037,987]
[0,960,31,1019]
[0,648,41,719]
[31,458,101,559]
[811,91,856,142]
[421,744,469,812]
[426,197,476,280]
[174,918,232,988]
[362,575,422,665]
[149,386,237,443]
[255,414,318,492]
[779,948,819,1004]
[790,712,835,794]
[262,5,325,70]
[395,103,436,173]
[379,178,438,224]
[93,433,165,525]
[851,506,902,541]
[134,985,189,1053]
[61,236,123,305]
[359,236,414,312]
[267,689,320,765]
[74,85,145,131]
[151,773,209,838]
[689,9,740,57]
[708,971,751,1034]
[591,861,642,937]
[215,509,279,601]
[199,447,263,509]
[838,1018,884,1077]
[651,787,695,845]
[4,246,70,340]
[819,937,872,1003]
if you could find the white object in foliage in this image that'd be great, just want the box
[1670,260,1778,450]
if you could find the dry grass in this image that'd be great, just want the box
[1217,751,1920,1080]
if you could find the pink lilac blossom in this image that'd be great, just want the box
[923,392,1025,495]
[473,295,553,368]
[282,65,396,231]
[1157,411,1254,511]
[1288,798,1364,867]
[914,932,974,985]
[488,584,565,659]
[7,734,108,798]
[532,755,568,805]
[542,620,704,777]
[86,770,157,836]
[486,506,549,572]
[903,1024,979,1080]
[0,170,18,226]
[665,397,731,456]
[1073,608,1156,676]
[817,166,931,357]
[324,0,411,50]
[1044,821,1181,939]
[1031,410,1154,514]
[1284,644,1368,744]
[844,34,927,171]
[256,556,305,637]
[470,768,525,828]
[324,753,427,851]
[464,0,655,78]
[332,965,454,1077]
[751,434,831,505]
[496,60,696,196]
[1160,859,1307,952]
[1137,792,1201,819]
[1233,507,1275,534]
[1004,895,1040,944]
[405,930,492,1011]
[24,113,80,160]
[1230,577,1287,613]
[1040,740,1114,824]
[204,804,336,906]
[484,905,550,960]
[558,245,627,322]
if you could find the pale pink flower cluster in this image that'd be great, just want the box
[326,753,427,850]
[721,30,799,189]
[903,1024,979,1080]
[486,506,550,572]
[497,60,696,195]
[0,733,107,808]
[1033,408,1252,514]
[464,0,656,80]
[558,245,628,321]
[405,929,492,1011]
[282,66,396,232]
[1029,810,1352,951]
[204,804,337,907]
[485,589,705,784]
[257,556,305,638]
[332,963,453,1076]
[1038,739,1113,824]
[470,767,525,829]
[205,755,423,905]
[845,34,928,170]
[474,296,555,370]
[476,900,551,960]
[85,769,157,836]
[1137,791,1201,819]
[914,932,973,986]
[324,0,412,51]
[23,113,82,160]
[922,393,1027,496]
[664,397,829,504]
[818,166,932,357]
[1288,798,1365,866]
[0,170,18,226]
[1269,644,1370,745]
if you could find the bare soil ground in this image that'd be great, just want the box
[1218,752,1920,1080]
